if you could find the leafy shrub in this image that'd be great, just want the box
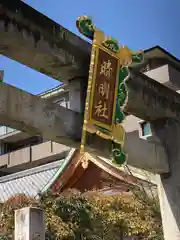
[0,189,163,239]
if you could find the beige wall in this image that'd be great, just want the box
[144,64,180,91]
[0,142,70,168]
[122,115,142,133]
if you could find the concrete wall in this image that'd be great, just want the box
[124,63,180,139]
[0,141,69,168]
[122,115,142,133]
[9,146,31,167]
[144,64,180,91]
[169,65,180,92]
[145,65,169,85]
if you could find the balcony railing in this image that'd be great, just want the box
[0,141,69,168]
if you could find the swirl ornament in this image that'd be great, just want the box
[77,16,144,167]
[76,16,95,40]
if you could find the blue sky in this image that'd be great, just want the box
[1,0,180,94]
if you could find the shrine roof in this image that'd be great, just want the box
[0,149,76,202]
[0,148,157,202]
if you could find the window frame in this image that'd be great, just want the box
[139,120,152,139]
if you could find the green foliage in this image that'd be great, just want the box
[0,189,163,239]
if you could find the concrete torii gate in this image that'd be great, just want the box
[1,0,180,239]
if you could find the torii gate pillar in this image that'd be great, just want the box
[152,119,180,240]
[68,77,87,113]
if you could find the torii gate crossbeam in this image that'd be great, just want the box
[0,0,90,82]
[0,80,175,173]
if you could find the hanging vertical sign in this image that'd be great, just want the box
[76,16,144,167]
[89,47,119,130]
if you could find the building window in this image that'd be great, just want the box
[141,121,151,137]
[0,126,16,136]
